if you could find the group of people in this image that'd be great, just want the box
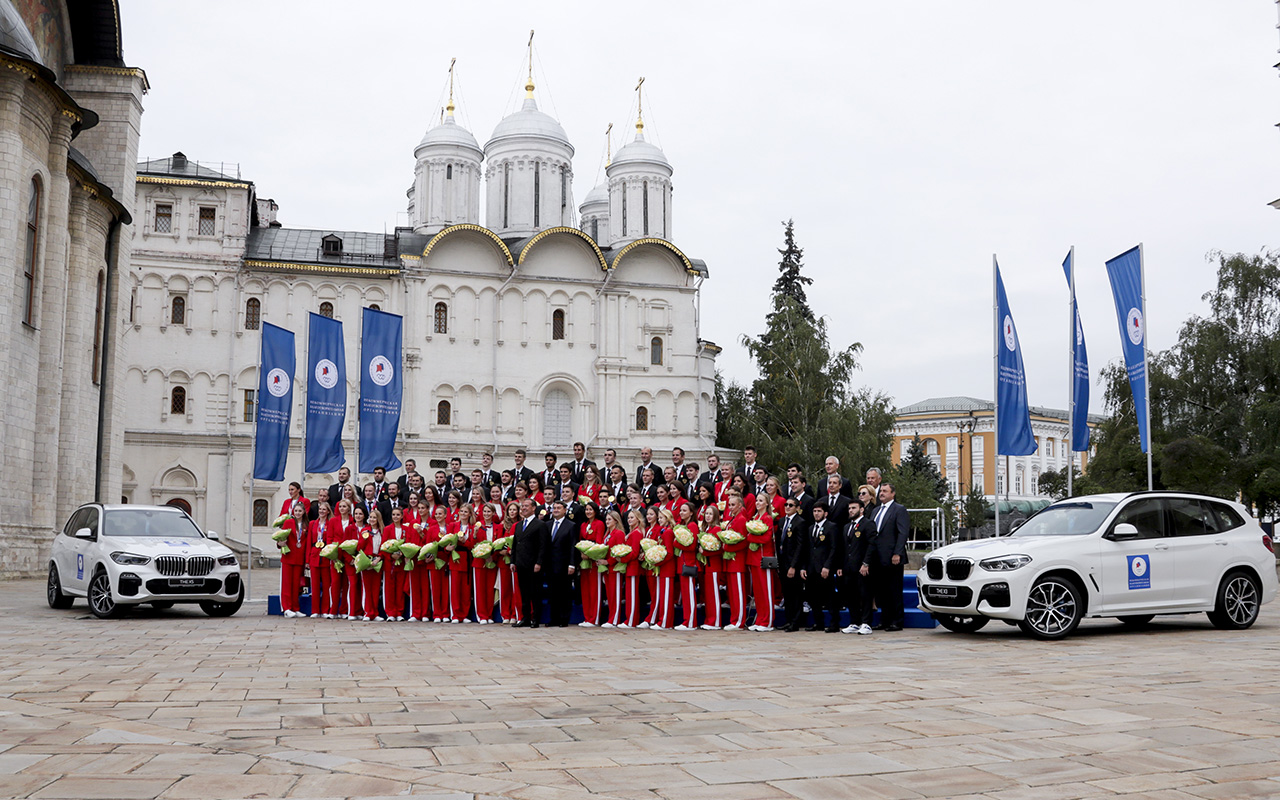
[272,444,911,633]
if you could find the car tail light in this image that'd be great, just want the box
[1264,534,1275,554]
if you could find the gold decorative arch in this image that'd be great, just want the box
[518,226,609,272]
[610,238,697,274]
[421,224,514,266]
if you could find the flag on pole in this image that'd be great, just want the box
[252,322,295,481]
[995,262,1037,456]
[1105,245,1149,453]
[1062,250,1090,451]
[305,312,346,473]
[358,307,403,473]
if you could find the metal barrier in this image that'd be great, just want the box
[906,507,947,552]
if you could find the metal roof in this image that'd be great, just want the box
[896,396,1105,424]
[137,153,246,183]
[246,227,402,270]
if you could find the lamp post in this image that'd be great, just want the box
[956,413,977,497]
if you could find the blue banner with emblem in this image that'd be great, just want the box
[995,262,1037,456]
[252,322,295,481]
[1062,250,1090,452]
[305,312,346,474]
[358,307,403,473]
[1105,246,1149,453]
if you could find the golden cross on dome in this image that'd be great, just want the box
[635,77,645,134]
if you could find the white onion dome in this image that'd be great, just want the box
[487,96,573,153]
[610,131,670,170]
[415,111,481,159]
[581,182,608,208]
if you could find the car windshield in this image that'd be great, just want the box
[1010,500,1118,537]
[103,509,204,538]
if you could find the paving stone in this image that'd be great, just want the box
[31,776,178,798]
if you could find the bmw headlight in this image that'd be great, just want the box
[110,552,151,566]
[217,555,238,567]
[978,554,1031,571]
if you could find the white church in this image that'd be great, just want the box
[121,65,725,548]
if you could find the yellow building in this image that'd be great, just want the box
[891,397,1099,500]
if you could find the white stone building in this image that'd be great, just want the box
[121,75,726,552]
[0,0,144,576]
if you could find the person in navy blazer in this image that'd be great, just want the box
[870,483,910,631]
[545,499,579,627]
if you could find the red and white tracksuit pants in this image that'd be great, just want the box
[749,565,775,628]
[702,569,723,628]
[472,566,496,621]
[280,563,304,613]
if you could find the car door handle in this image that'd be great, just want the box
[1214,539,1229,547]
[1153,543,1169,551]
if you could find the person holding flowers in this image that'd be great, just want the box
[639,505,664,628]
[400,503,428,622]
[745,496,777,631]
[470,503,502,624]
[698,504,725,630]
[320,499,353,618]
[497,500,522,624]
[306,501,331,617]
[577,501,606,626]
[616,508,646,628]
[601,510,628,628]
[382,506,409,621]
[404,492,423,529]
[720,493,751,630]
[580,464,605,505]
[673,501,701,631]
[448,503,474,622]
[645,508,678,630]
[276,501,309,617]
[356,508,384,620]
[445,489,464,527]
[425,504,450,622]
[342,505,366,620]
[280,481,310,518]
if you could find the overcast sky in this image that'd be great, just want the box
[120,1,1280,415]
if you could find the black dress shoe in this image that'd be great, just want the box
[883,624,903,632]
[556,622,568,627]
[784,624,801,632]
[530,622,540,629]
[825,626,841,633]
[805,625,821,632]
[513,620,530,628]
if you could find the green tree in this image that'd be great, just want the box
[768,219,813,323]
[1036,465,1103,500]
[899,434,947,504]
[959,486,990,528]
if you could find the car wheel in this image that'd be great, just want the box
[1207,571,1261,630]
[1117,614,1154,628]
[1018,576,1082,640]
[88,568,125,619]
[200,585,245,618]
[933,613,990,633]
[46,564,74,609]
[150,601,175,610]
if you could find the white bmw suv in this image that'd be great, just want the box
[47,504,244,619]
[919,492,1277,639]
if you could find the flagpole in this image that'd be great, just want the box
[246,324,265,604]
[355,307,364,477]
[992,255,1000,538]
[1139,242,1152,490]
[1067,245,1075,499]
[300,314,309,496]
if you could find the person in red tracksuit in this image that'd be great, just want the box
[342,505,366,619]
[601,510,629,627]
[280,482,310,519]
[577,502,606,627]
[647,508,678,629]
[424,504,449,622]
[277,501,310,616]
[445,489,463,527]
[382,508,409,620]
[306,502,331,618]
[746,499,777,631]
[721,494,751,630]
[500,501,523,623]
[617,509,646,628]
[641,505,664,629]
[446,504,473,622]
[699,504,724,630]
[730,476,756,519]
[402,506,428,621]
[674,501,701,631]
[469,503,501,623]
[404,493,423,529]
[321,501,351,618]
[580,465,605,505]
[357,510,383,620]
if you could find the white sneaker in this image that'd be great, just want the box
[700,624,717,630]
[601,622,615,628]
[841,624,858,634]
[283,610,295,618]
[462,618,472,624]
[637,621,650,629]
[578,621,595,627]
[723,624,740,631]
[618,623,631,629]
[858,624,873,635]
[450,619,459,624]
[363,616,373,621]
[675,624,691,631]
[433,617,442,623]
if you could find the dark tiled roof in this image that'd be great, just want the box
[246,227,402,270]
[137,154,247,183]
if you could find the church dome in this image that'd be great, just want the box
[488,97,572,150]
[416,114,481,156]
[610,132,669,169]
[582,182,608,208]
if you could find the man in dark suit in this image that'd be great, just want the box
[561,442,596,486]
[699,454,721,487]
[788,475,815,523]
[735,446,762,481]
[512,498,550,628]
[377,481,407,526]
[327,467,354,507]
[751,466,770,499]
[871,483,910,631]
[370,467,392,502]
[823,456,854,499]
[396,459,422,497]
[776,497,809,632]
[634,447,659,487]
[802,504,843,632]
[816,474,851,530]
[545,500,579,627]
[781,464,802,499]
[681,465,702,503]
[839,498,878,635]
[477,452,501,492]
[540,452,560,492]
[556,464,579,499]
[511,449,535,485]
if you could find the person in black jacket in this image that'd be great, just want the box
[776,498,810,632]
[839,498,878,635]
[870,483,910,631]
[512,498,551,628]
[816,474,851,530]
[545,500,579,627]
[802,504,843,632]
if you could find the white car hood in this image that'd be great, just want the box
[931,535,1086,561]
[103,537,231,558]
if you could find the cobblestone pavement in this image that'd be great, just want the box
[3,572,1280,800]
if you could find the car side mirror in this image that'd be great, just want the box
[206,530,220,541]
[74,527,94,540]
[1105,523,1140,542]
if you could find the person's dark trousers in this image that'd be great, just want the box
[877,561,905,627]
[806,575,835,629]
[517,567,543,626]
[842,572,874,627]
[782,573,805,627]
[547,572,574,626]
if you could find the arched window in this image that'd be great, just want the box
[319,301,334,318]
[650,336,663,365]
[552,309,565,340]
[434,302,448,334]
[369,303,380,311]
[171,386,186,415]
[643,179,649,236]
[1014,467,1024,496]
[543,389,571,445]
[91,271,105,385]
[252,499,269,527]
[166,498,192,514]
[502,163,510,228]
[244,298,260,330]
[22,177,40,325]
[533,161,541,227]
[446,164,452,180]
[171,295,186,325]
[635,406,649,431]
[436,400,451,426]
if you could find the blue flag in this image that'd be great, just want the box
[359,307,403,473]
[995,262,1037,456]
[305,312,346,473]
[1105,246,1149,453]
[253,322,295,481]
[1062,250,1090,452]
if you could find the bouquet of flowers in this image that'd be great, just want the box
[717,500,727,512]
[471,540,496,568]
[718,529,744,561]
[673,525,695,548]
[639,537,658,552]
[418,541,440,561]
[436,533,461,562]
[577,493,593,506]
[745,519,769,552]
[319,543,342,562]
[353,551,375,572]
[379,540,401,556]
[698,533,722,553]
[270,527,290,543]
[609,543,633,573]
[272,514,290,529]
[339,539,359,555]
[575,540,597,554]
[492,535,513,552]
[398,542,421,563]
[642,544,669,575]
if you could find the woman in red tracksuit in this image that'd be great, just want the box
[357,509,383,620]
[647,508,678,629]
[499,500,523,623]
[616,509,646,628]
[580,465,605,504]
[721,494,751,630]
[470,503,501,623]
[306,502,331,618]
[601,510,629,627]
[420,486,441,522]
[445,489,463,527]
[425,504,450,622]
[382,507,409,620]
[404,493,423,529]
[730,475,756,519]
[640,505,663,628]
[577,502,606,627]
[402,505,428,622]
[446,503,473,622]
[746,498,776,631]
[342,505,366,619]
[674,501,701,631]
[280,482,310,518]
[319,501,350,618]
[277,501,310,617]
[699,504,724,630]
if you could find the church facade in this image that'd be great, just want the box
[121,74,724,551]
